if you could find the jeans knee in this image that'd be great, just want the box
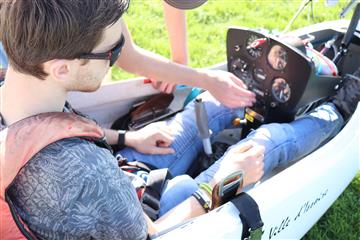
[159,175,198,216]
[249,122,287,141]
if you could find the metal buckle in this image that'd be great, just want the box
[218,170,244,198]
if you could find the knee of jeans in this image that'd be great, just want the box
[248,123,291,146]
[162,175,198,196]
[183,91,218,111]
[197,91,231,115]
[159,175,198,216]
[308,103,344,138]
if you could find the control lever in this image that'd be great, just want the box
[333,2,360,64]
[195,98,213,156]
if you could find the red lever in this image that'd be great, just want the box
[143,78,152,84]
[249,38,267,49]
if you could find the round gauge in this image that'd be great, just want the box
[246,35,263,58]
[230,58,247,72]
[230,58,251,85]
[253,68,267,82]
[268,45,288,70]
[272,78,291,103]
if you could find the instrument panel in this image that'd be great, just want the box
[227,28,313,123]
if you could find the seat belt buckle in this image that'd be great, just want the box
[211,170,244,209]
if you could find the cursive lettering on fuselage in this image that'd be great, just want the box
[267,189,329,239]
[269,217,290,239]
[294,189,328,221]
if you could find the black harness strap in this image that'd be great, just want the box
[117,156,172,221]
[141,168,172,221]
[231,192,264,240]
[5,189,37,240]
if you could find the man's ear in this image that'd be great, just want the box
[47,59,73,81]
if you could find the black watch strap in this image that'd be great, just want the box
[117,130,126,150]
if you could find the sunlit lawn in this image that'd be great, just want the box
[117,1,360,239]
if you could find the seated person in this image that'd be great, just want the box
[118,68,360,218]
[1,0,359,239]
[0,0,256,239]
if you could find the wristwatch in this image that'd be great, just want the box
[117,130,126,150]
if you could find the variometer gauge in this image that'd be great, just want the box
[272,78,291,103]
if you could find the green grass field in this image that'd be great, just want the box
[116,0,360,238]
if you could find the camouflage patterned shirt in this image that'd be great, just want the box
[0,105,147,239]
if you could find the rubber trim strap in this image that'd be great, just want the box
[230,192,264,240]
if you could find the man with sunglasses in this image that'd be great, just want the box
[0,0,262,239]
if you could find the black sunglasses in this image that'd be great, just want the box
[78,34,125,66]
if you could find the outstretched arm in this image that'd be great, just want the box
[163,1,188,66]
[115,19,256,108]
[149,1,188,93]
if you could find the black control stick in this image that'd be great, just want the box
[195,98,213,156]
[333,2,360,65]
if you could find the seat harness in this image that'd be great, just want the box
[0,112,106,239]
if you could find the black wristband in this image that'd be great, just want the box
[117,130,126,150]
[192,190,211,213]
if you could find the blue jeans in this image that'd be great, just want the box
[119,94,344,217]
[120,91,244,176]
[194,102,343,184]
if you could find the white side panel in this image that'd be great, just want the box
[68,78,158,128]
[152,203,243,240]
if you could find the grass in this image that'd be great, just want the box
[113,0,347,79]
[304,172,360,240]
[118,0,360,238]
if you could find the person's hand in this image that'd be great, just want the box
[200,69,257,108]
[212,141,265,187]
[125,121,175,155]
[151,79,177,94]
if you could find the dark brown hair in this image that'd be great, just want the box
[0,0,129,79]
